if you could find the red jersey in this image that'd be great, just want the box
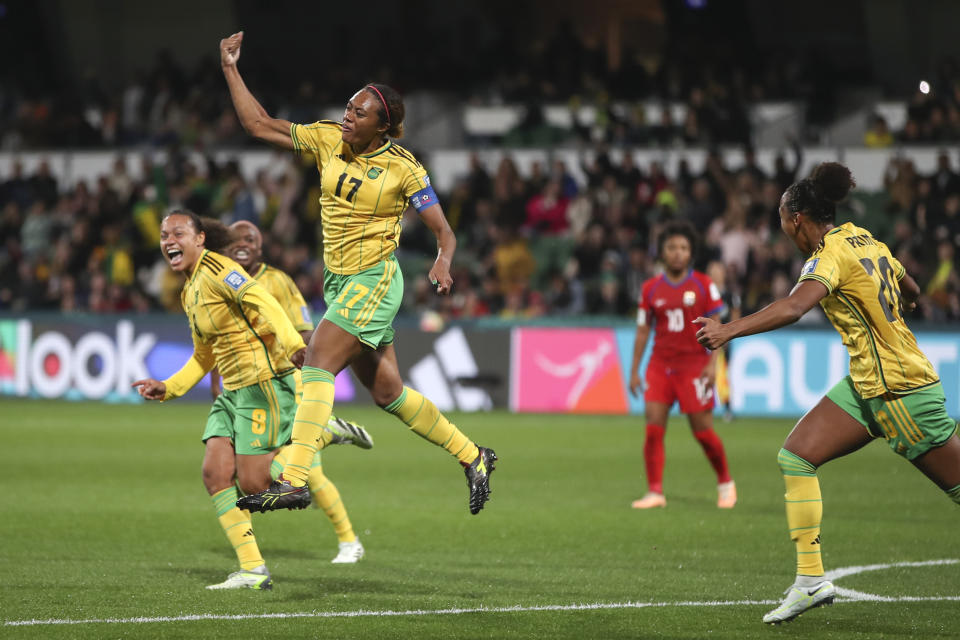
[638,269,724,362]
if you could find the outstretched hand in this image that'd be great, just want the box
[693,316,729,351]
[220,31,243,68]
[132,378,166,401]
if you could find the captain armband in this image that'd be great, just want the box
[409,184,439,212]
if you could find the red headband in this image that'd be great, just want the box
[366,85,391,125]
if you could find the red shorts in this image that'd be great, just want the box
[644,357,715,414]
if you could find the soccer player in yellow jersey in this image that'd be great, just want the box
[219,32,496,516]
[695,163,960,624]
[132,212,357,589]
[215,220,374,564]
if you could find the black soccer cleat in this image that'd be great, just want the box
[463,446,497,515]
[236,478,311,513]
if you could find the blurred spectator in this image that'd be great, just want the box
[923,241,960,320]
[864,114,894,148]
[2,128,960,325]
[884,157,919,214]
[773,139,803,193]
[491,224,535,299]
[740,147,768,184]
[524,179,569,234]
[930,152,960,200]
[19,201,53,260]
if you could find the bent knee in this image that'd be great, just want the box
[202,466,234,495]
[236,474,271,495]
[372,386,404,408]
[777,448,818,476]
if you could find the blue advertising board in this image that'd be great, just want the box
[614,327,960,417]
[2,315,958,418]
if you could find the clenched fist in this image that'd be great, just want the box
[220,31,244,68]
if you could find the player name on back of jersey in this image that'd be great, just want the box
[844,233,877,248]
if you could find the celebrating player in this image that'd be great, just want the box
[218,219,373,563]
[695,163,960,624]
[132,212,359,590]
[628,221,736,510]
[219,31,496,516]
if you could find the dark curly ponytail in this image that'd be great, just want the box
[783,162,856,224]
[198,217,232,252]
[164,209,232,252]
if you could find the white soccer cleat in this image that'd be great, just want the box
[631,492,667,509]
[717,480,737,508]
[762,580,835,624]
[331,538,365,564]
[326,416,374,449]
[205,565,272,590]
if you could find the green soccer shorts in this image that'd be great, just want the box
[202,372,297,455]
[827,376,958,460]
[322,256,402,349]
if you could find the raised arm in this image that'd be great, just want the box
[220,32,295,150]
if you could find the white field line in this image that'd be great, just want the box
[825,557,959,581]
[0,600,789,627]
[6,558,958,627]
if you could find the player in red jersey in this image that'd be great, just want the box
[628,221,736,509]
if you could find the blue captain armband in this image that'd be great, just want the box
[409,184,439,212]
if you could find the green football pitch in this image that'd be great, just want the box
[2,399,958,639]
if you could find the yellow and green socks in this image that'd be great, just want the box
[778,448,823,577]
[308,458,356,543]
[211,487,263,571]
[284,366,336,486]
[383,386,479,465]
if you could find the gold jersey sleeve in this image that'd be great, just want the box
[291,121,433,274]
[253,264,314,333]
[162,329,216,400]
[798,222,938,398]
[179,251,304,391]
[290,120,343,165]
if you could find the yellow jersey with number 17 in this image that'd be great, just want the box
[798,222,938,398]
[290,121,436,275]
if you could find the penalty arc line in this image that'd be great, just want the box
[6,558,958,627]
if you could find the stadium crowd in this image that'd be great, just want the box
[2,16,959,323]
[4,24,958,153]
[0,21,828,151]
[3,143,960,325]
